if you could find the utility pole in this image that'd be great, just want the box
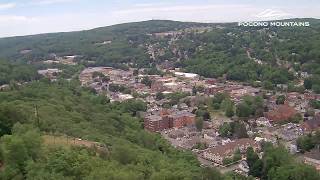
[34,104,40,128]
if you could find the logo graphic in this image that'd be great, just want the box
[239,9,309,27]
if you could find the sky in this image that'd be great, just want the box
[1,0,320,37]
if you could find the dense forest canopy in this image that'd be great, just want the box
[0,60,40,86]
[0,80,208,179]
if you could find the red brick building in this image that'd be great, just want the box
[265,105,297,123]
[144,115,169,132]
[144,110,196,132]
[168,111,196,128]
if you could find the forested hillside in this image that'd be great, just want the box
[0,60,40,86]
[0,80,212,179]
[0,19,319,89]
[0,20,205,67]
[1,79,317,180]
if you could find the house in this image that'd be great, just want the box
[144,109,196,132]
[167,129,185,139]
[256,117,272,127]
[204,85,226,95]
[204,78,217,85]
[0,84,9,91]
[265,105,297,123]
[117,94,134,101]
[20,49,32,54]
[238,160,250,173]
[287,142,298,154]
[144,115,169,132]
[304,148,320,170]
[254,137,267,143]
[38,69,62,79]
[167,110,196,128]
[203,138,259,165]
[79,67,113,85]
[276,123,303,141]
[174,72,200,80]
[302,113,320,132]
[203,129,217,140]
[180,136,201,150]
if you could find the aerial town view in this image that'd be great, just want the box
[0,0,320,180]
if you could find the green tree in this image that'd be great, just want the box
[122,99,147,116]
[250,160,263,177]
[304,78,313,89]
[263,81,274,90]
[0,104,27,136]
[269,164,320,180]
[218,123,232,137]
[246,147,262,177]
[0,124,42,179]
[141,76,152,87]
[312,84,320,94]
[155,92,165,100]
[212,93,229,105]
[246,147,258,168]
[201,167,224,180]
[233,149,241,162]
[236,103,252,118]
[276,95,286,105]
[297,134,315,152]
[195,117,204,131]
[231,122,248,138]
[196,108,211,120]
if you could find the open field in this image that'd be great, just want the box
[43,135,102,149]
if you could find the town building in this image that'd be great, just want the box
[265,105,297,123]
[238,160,250,174]
[144,109,196,132]
[174,72,200,80]
[37,69,62,80]
[167,110,196,129]
[302,113,320,132]
[144,115,169,132]
[256,117,272,127]
[203,138,259,164]
[304,148,320,170]
[0,84,9,91]
[79,67,113,85]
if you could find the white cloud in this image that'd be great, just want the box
[0,3,16,10]
[115,4,253,15]
[31,0,76,5]
[0,2,319,38]
[0,12,115,37]
[112,4,260,23]
[133,2,172,8]
[254,9,293,20]
[0,15,38,22]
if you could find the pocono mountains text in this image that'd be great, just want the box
[238,21,310,27]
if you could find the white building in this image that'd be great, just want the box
[174,72,200,79]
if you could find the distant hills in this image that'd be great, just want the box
[0,18,319,89]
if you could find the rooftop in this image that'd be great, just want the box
[146,115,162,122]
[205,138,257,156]
[304,149,320,161]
